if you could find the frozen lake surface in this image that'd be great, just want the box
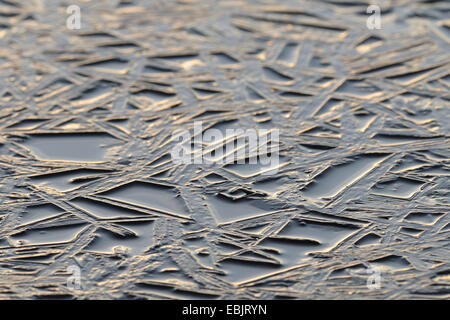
[0,0,449,299]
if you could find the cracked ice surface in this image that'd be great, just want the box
[0,0,449,299]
